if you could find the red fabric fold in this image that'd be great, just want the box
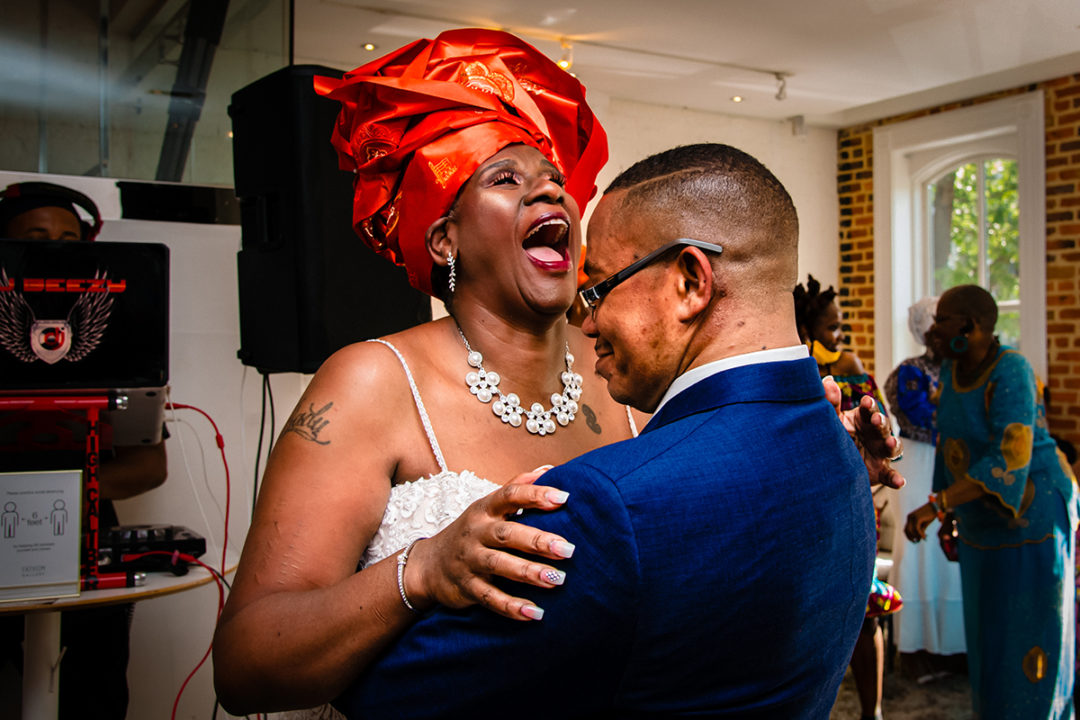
[315,28,607,295]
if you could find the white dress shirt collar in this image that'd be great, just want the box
[652,345,810,417]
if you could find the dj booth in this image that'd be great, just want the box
[0,238,171,600]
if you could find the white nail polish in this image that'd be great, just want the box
[521,604,545,620]
[550,540,575,558]
[546,489,569,504]
[533,464,554,472]
[541,568,566,585]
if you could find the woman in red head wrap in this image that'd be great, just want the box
[213,29,640,714]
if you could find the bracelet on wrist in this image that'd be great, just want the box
[396,538,426,614]
[927,494,945,522]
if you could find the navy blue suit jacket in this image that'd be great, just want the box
[335,357,876,718]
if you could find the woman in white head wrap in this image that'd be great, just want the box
[884,297,967,667]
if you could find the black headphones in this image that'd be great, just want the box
[0,181,103,241]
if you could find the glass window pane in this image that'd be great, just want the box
[984,158,1020,302]
[930,163,979,294]
[0,1,287,184]
[997,308,1020,348]
[927,156,1022,348]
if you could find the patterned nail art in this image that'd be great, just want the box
[542,568,566,585]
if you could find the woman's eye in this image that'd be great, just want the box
[491,171,518,185]
[549,171,566,186]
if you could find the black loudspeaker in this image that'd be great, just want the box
[229,65,431,374]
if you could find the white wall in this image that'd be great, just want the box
[593,96,840,288]
[2,98,838,717]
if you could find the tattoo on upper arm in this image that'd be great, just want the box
[284,402,333,445]
[582,403,602,434]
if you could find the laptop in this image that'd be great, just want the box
[0,239,169,446]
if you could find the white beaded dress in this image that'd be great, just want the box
[277,340,635,720]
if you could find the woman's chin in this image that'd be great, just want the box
[514,273,576,315]
[522,286,576,319]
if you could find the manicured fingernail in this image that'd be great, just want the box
[521,604,545,620]
[533,464,554,472]
[541,568,566,585]
[550,540,575,558]
[514,508,524,516]
[546,490,569,504]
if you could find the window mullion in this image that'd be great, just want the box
[978,158,988,287]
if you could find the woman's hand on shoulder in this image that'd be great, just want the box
[404,467,576,621]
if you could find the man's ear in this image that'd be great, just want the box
[673,247,716,323]
[426,215,454,268]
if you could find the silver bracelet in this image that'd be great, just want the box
[396,538,425,613]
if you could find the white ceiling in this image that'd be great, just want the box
[293,0,1080,128]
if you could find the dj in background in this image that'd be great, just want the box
[0,181,168,719]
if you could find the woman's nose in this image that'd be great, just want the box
[526,176,564,204]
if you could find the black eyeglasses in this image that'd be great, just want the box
[578,237,723,315]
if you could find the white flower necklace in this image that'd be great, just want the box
[457,326,583,436]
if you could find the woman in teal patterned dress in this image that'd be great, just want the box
[905,285,1078,719]
[795,275,901,720]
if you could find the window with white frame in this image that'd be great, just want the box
[872,92,1045,380]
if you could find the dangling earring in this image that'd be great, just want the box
[447,252,456,294]
[949,335,969,354]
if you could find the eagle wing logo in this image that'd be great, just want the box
[65,269,115,362]
[0,268,37,362]
[0,266,115,364]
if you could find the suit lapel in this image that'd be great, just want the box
[641,357,825,434]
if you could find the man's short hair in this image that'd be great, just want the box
[604,143,798,286]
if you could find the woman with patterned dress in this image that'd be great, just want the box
[885,298,967,662]
[795,275,901,720]
[905,285,1078,719]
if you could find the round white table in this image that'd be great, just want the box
[0,562,232,720]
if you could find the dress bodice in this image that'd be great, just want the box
[361,470,499,566]
[361,337,636,567]
[360,339,501,566]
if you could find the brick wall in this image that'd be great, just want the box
[837,75,1080,448]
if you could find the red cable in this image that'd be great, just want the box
[166,403,230,578]
[124,551,224,720]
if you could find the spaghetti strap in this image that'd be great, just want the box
[367,339,449,473]
[625,406,639,438]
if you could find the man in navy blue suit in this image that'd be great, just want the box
[335,143,878,718]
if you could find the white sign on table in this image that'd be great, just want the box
[0,469,82,603]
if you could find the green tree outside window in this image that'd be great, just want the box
[928,158,1020,346]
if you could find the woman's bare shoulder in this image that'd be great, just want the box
[311,321,447,395]
[835,351,865,377]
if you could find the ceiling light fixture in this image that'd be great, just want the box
[558,39,573,71]
[345,6,792,92]
[731,96,743,103]
[362,42,377,51]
